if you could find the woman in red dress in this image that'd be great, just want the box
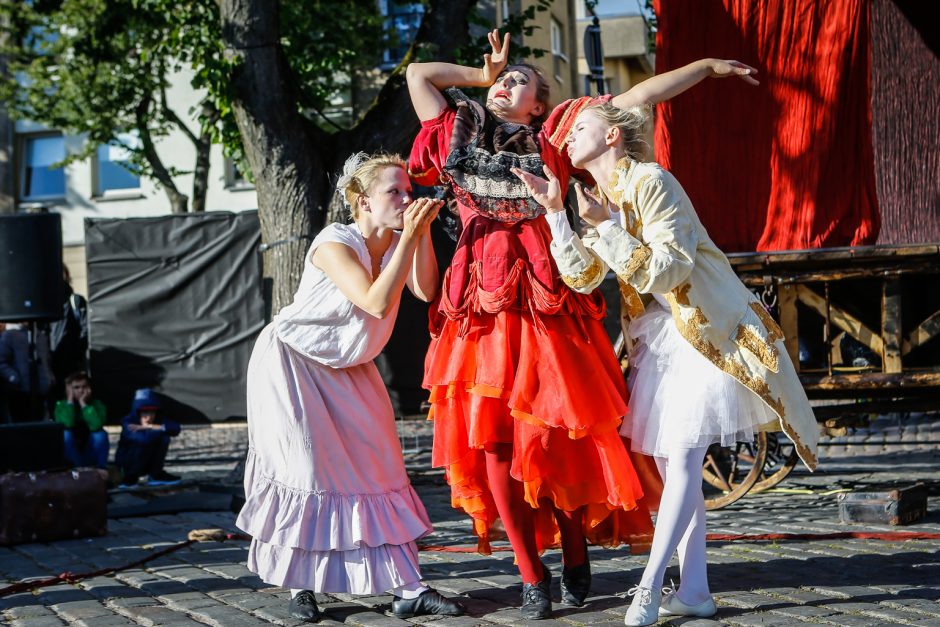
[406,29,758,620]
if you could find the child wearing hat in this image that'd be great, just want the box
[115,387,181,487]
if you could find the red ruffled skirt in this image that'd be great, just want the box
[424,260,660,554]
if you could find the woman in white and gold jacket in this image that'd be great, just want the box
[514,101,818,626]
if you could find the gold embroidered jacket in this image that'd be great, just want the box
[548,159,818,470]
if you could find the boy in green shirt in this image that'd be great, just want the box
[54,371,109,468]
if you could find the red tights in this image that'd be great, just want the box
[484,443,588,583]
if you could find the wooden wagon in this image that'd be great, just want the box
[692,243,940,508]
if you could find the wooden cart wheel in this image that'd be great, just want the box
[701,433,769,510]
[751,432,799,493]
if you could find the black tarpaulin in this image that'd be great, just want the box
[85,211,263,423]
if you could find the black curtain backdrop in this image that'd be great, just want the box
[86,211,264,423]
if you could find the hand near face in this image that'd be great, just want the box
[575,184,611,227]
[402,197,443,240]
[482,29,511,85]
[511,165,565,214]
[78,387,92,406]
[707,59,759,86]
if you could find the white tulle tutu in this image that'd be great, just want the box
[621,302,778,457]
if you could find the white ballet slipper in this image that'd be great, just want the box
[658,590,717,617]
[624,585,661,626]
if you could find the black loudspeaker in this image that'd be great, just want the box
[0,213,64,322]
[0,421,66,472]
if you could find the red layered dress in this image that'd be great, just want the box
[409,92,659,554]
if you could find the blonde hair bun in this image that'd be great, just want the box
[333,152,407,218]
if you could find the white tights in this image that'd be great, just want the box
[638,445,712,605]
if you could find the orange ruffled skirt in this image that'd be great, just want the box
[425,305,659,554]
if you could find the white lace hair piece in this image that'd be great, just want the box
[335,151,371,209]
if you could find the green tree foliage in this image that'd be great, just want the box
[0,0,219,211]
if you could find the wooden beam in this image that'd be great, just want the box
[778,284,799,371]
[902,309,940,355]
[882,278,903,373]
[727,243,940,268]
[800,370,940,390]
[796,285,884,357]
[735,261,940,286]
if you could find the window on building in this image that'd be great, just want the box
[225,158,254,190]
[94,134,141,196]
[380,1,424,70]
[550,17,567,81]
[19,133,66,201]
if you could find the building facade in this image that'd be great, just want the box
[575,0,654,97]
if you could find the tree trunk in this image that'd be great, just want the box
[220,0,331,313]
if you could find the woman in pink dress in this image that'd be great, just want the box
[236,153,465,623]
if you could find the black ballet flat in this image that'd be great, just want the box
[288,590,321,623]
[391,588,466,618]
[560,558,592,607]
[520,563,553,620]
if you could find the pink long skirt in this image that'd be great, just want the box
[235,324,432,593]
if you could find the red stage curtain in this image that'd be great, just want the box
[652,0,880,252]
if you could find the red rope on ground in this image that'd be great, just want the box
[2,530,937,598]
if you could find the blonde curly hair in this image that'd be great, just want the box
[336,152,407,219]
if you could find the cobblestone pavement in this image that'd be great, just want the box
[2,412,939,626]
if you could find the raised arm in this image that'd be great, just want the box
[612,58,758,110]
[405,29,510,121]
[312,198,442,318]
[406,204,441,302]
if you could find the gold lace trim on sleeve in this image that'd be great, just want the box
[622,244,652,280]
[561,255,604,290]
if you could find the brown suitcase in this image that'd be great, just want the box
[837,483,928,526]
[0,468,108,545]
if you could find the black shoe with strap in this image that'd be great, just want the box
[560,558,591,606]
[391,588,465,618]
[288,590,321,623]
[520,563,553,620]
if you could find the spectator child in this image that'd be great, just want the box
[115,388,181,487]
[54,371,109,468]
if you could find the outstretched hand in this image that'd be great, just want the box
[707,59,759,86]
[511,165,565,213]
[482,29,511,85]
[574,184,611,227]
